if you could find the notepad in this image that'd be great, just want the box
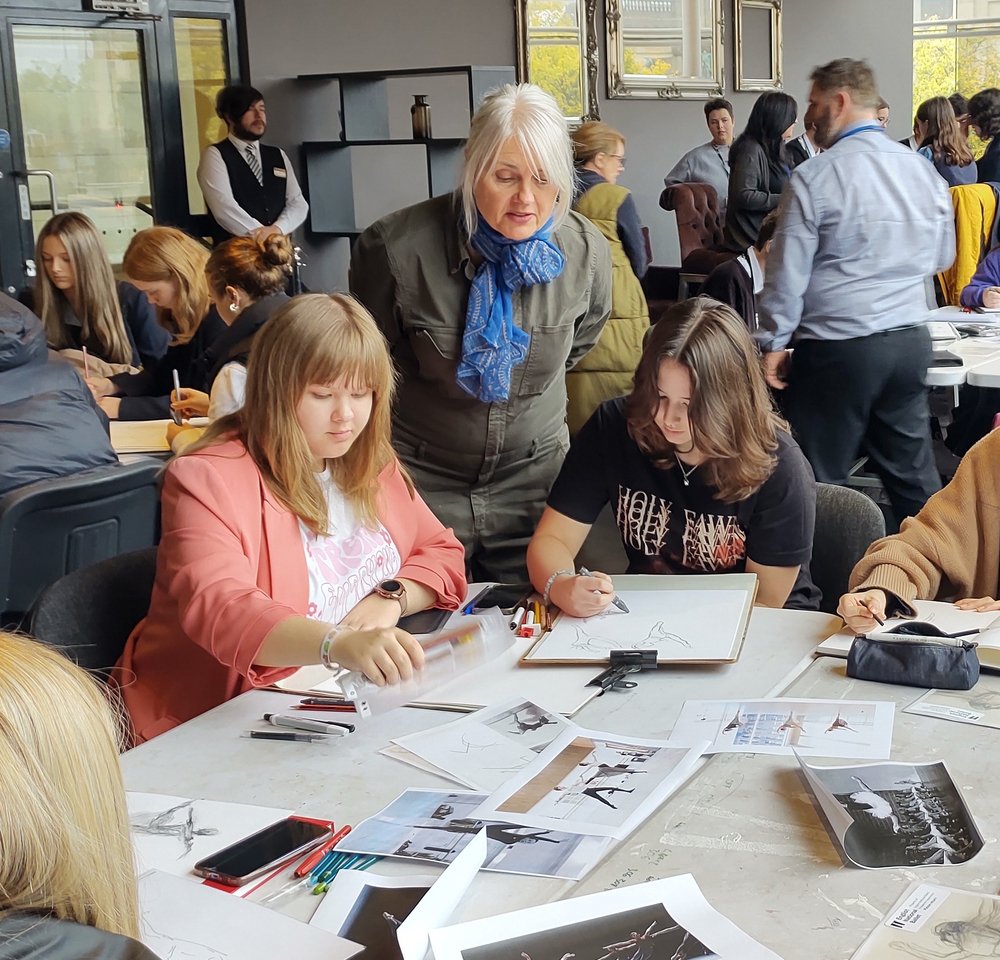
[110,419,172,453]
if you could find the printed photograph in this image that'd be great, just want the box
[493,736,693,831]
[483,701,567,754]
[808,762,983,868]
[335,790,609,880]
[336,883,427,960]
[854,883,1000,959]
[457,903,717,960]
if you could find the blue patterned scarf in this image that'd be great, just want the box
[456,216,565,403]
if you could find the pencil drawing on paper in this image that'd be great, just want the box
[130,801,220,858]
[141,910,226,960]
[568,622,689,656]
[889,898,1000,958]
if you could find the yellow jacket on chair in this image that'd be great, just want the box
[938,184,996,305]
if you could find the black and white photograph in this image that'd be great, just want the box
[459,903,715,960]
[428,875,781,960]
[802,760,983,869]
[333,789,611,880]
[483,700,568,754]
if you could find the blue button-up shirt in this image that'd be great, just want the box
[756,121,955,351]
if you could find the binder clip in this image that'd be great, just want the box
[586,649,657,695]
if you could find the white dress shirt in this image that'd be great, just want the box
[196,133,308,236]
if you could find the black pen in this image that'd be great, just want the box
[578,566,629,613]
[244,729,331,743]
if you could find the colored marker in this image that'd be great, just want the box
[244,730,330,743]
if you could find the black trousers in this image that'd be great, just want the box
[784,326,940,526]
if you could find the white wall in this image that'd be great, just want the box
[243,0,914,288]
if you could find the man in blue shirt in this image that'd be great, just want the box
[756,58,954,527]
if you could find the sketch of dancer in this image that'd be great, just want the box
[826,712,857,733]
[846,776,902,833]
[568,622,688,656]
[579,785,635,809]
[383,911,402,930]
[939,689,1000,713]
[583,762,647,782]
[644,621,691,649]
[142,914,225,960]
[450,733,497,754]
[599,919,681,959]
[130,801,220,858]
[778,712,805,733]
[521,953,575,960]
[889,897,1000,957]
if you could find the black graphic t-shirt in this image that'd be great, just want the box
[547,399,819,609]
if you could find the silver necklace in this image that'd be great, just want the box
[675,453,698,486]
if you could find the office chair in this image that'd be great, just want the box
[0,459,161,625]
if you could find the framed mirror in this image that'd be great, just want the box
[606,0,723,100]
[515,0,600,121]
[735,0,782,91]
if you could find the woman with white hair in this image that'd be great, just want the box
[350,83,612,582]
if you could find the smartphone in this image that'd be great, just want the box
[398,607,451,634]
[465,583,532,615]
[193,817,332,886]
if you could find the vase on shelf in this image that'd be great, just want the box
[411,95,432,140]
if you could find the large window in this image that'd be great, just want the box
[914,0,1000,154]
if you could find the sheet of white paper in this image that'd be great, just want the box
[138,869,361,960]
[905,686,1000,729]
[396,831,488,960]
[309,869,437,957]
[379,743,470,784]
[334,788,611,880]
[796,754,984,870]
[816,601,1000,658]
[474,727,708,840]
[429,872,781,960]
[127,792,291,878]
[670,698,895,759]
[391,697,574,791]
[110,419,172,453]
[851,881,1000,959]
[523,588,750,663]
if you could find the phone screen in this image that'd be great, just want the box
[194,818,329,882]
[470,583,532,613]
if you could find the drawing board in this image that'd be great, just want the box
[519,574,756,666]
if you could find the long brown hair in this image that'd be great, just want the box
[123,227,210,344]
[625,298,786,502]
[35,212,134,365]
[0,631,139,938]
[205,233,293,300]
[917,96,974,167]
[190,293,409,532]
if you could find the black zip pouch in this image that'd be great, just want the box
[847,621,980,690]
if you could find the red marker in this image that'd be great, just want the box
[294,824,352,878]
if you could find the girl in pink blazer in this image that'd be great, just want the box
[114,294,467,743]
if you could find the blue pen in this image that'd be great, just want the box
[354,855,380,870]
[462,585,491,615]
[313,854,364,894]
[308,850,339,881]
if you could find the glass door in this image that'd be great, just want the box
[12,23,154,269]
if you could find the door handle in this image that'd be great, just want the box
[17,168,59,217]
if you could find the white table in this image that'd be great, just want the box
[121,608,837,928]
[927,305,1000,387]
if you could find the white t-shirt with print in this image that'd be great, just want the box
[299,471,402,623]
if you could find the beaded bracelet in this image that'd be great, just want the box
[542,568,575,607]
[319,624,348,672]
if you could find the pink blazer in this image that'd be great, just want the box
[114,440,467,743]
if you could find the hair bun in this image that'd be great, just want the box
[260,232,293,268]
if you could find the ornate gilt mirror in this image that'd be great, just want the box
[735,0,782,91]
[606,0,723,100]
[514,0,600,121]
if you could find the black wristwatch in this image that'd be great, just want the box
[374,579,407,615]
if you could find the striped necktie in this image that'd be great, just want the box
[244,143,262,184]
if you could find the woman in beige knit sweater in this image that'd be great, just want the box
[838,429,1000,634]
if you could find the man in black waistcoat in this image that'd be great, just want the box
[196,84,308,246]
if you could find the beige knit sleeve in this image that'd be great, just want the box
[848,430,1000,603]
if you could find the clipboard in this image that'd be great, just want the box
[517,573,758,667]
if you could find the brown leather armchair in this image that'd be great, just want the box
[660,182,736,295]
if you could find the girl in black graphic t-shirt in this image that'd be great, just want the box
[528,298,819,611]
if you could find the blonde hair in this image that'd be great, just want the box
[571,121,625,166]
[192,293,409,533]
[123,227,210,345]
[0,631,139,938]
[35,212,134,366]
[460,83,574,237]
[625,298,786,502]
[206,233,293,301]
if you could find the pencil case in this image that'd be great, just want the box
[846,633,979,690]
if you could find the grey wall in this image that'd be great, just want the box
[244,0,914,289]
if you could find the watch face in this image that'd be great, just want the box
[380,579,403,593]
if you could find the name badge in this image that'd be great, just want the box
[273,167,287,178]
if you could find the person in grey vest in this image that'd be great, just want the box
[196,84,308,246]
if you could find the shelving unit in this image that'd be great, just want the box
[296,65,515,237]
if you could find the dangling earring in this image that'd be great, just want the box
[229,301,239,313]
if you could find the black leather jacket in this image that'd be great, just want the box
[0,914,160,960]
